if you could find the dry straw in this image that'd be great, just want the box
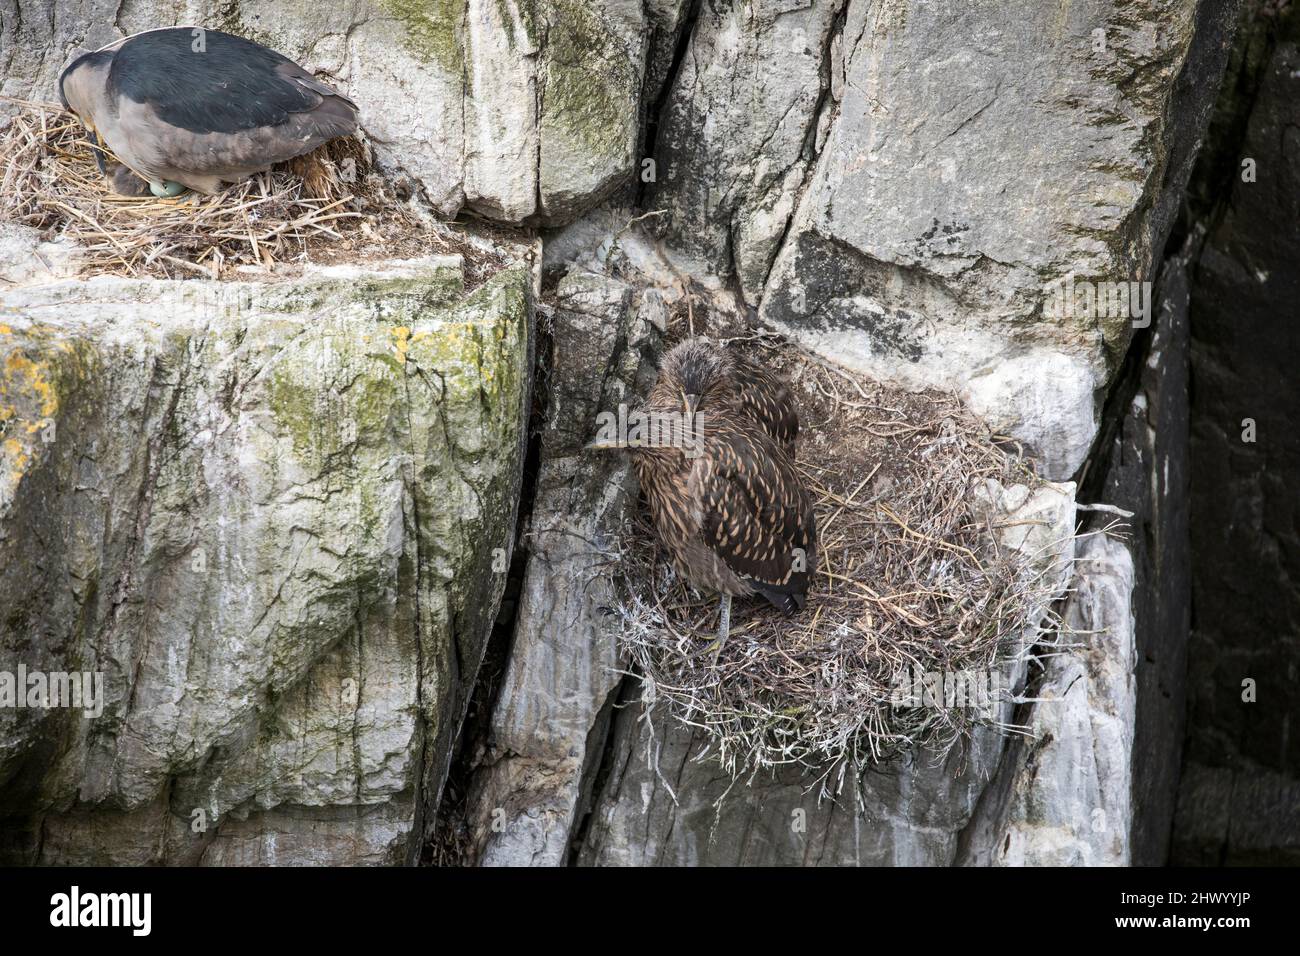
[613,334,1082,801]
[0,98,493,280]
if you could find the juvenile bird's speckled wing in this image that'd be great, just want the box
[693,420,815,613]
[728,352,799,450]
[105,28,357,174]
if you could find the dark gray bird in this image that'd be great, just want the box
[590,339,816,657]
[58,27,359,197]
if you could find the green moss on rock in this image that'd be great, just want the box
[378,0,467,75]
[539,0,638,161]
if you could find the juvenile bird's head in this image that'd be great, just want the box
[658,339,726,420]
[584,339,720,460]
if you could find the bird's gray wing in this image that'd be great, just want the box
[697,425,815,609]
[106,28,356,136]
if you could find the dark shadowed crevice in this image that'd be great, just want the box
[422,300,554,866]
[734,1,849,307]
[1073,277,1168,509]
[951,589,1077,866]
[1172,1,1300,865]
[1067,0,1297,866]
[636,0,702,210]
[563,669,634,865]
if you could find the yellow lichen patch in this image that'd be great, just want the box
[0,341,64,503]
[3,351,60,418]
[390,326,412,365]
[3,437,27,467]
[2,436,31,504]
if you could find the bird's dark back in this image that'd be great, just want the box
[106,29,347,134]
[696,413,816,613]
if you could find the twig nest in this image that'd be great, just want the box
[0,100,484,280]
[615,338,1080,795]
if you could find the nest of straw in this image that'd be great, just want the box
[615,335,1073,794]
[0,98,501,281]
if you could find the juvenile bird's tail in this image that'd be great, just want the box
[751,582,807,616]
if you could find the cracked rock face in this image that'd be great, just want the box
[0,0,1248,867]
[0,258,531,864]
[753,0,1231,479]
[452,251,1088,863]
[962,534,1137,866]
[460,269,657,867]
[647,0,844,304]
[451,0,1234,867]
[1,0,658,225]
[2,0,1233,475]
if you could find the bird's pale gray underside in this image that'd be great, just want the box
[109,91,355,193]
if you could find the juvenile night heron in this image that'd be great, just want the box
[590,339,817,658]
[716,348,800,452]
[58,27,359,198]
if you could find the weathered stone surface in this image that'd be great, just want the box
[0,0,1264,869]
[535,0,649,224]
[962,534,1136,866]
[757,0,1237,479]
[578,708,1007,866]
[648,0,844,302]
[1172,762,1300,866]
[458,269,655,866]
[2,0,652,225]
[0,257,531,864]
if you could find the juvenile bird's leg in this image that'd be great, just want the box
[708,593,732,665]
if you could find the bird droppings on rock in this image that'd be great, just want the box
[0,98,522,283]
[613,332,1085,804]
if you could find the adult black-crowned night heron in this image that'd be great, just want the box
[590,339,817,658]
[58,27,359,198]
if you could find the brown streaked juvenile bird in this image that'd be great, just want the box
[589,339,816,656]
[58,27,359,198]
[717,347,800,453]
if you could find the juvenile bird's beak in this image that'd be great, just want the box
[684,394,701,419]
[584,438,624,452]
